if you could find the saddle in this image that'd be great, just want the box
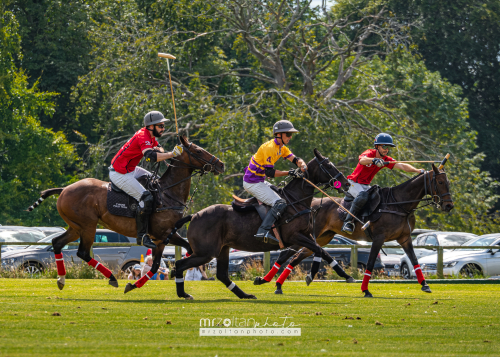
[231,185,285,248]
[338,185,384,224]
[106,176,162,218]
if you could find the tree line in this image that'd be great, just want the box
[1,0,499,233]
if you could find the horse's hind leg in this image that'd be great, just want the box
[174,253,214,300]
[124,241,165,294]
[76,228,118,287]
[254,247,297,286]
[216,246,256,299]
[52,228,79,290]
[398,236,431,293]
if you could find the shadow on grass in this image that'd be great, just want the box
[62,297,351,304]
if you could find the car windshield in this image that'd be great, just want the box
[439,234,476,246]
[0,230,45,243]
[460,236,499,250]
[27,233,70,249]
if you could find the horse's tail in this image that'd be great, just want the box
[165,215,193,243]
[26,188,63,212]
[175,215,193,229]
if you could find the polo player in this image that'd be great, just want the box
[341,133,424,234]
[109,111,183,249]
[243,120,307,244]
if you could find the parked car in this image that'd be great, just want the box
[226,235,384,275]
[411,229,439,240]
[0,226,65,237]
[418,234,500,278]
[0,229,47,253]
[1,229,149,274]
[400,232,477,279]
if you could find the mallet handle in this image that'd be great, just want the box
[302,177,370,231]
[383,161,439,165]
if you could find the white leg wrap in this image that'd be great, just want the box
[330,260,338,267]
[175,277,184,283]
[227,282,236,291]
[313,256,322,262]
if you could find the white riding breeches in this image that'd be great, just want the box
[243,180,282,207]
[347,179,370,199]
[109,166,151,201]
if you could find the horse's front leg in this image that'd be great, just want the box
[124,241,165,294]
[254,246,298,287]
[398,236,432,293]
[361,236,385,298]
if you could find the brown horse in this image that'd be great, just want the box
[255,164,454,297]
[170,149,351,300]
[27,136,224,291]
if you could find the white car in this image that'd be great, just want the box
[400,231,477,279]
[419,234,500,278]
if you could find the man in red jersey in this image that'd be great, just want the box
[109,111,183,248]
[341,133,424,234]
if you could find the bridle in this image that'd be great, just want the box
[313,156,346,193]
[169,143,224,174]
[386,170,453,213]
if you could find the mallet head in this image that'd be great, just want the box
[361,221,371,231]
[158,53,176,59]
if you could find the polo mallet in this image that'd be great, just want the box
[158,53,179,136]
[438,153,451,170]
[383,160,440,165]
[302,177,371,231]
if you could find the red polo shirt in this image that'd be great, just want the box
[347,149,396,185]
[111,128,158,174]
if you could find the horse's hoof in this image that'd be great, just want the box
[421,285,432,293]
[184,294,194,300]
[253,277,268,285]
[124,283,136,294]
[305,274,313,286]
[363,290,373,298]
[274,288,283,295]
[243,294,257,299]
[57,277,65,291]
[109,280,119,288]
[346,277,356,283]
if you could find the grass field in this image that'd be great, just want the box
[0,279,498,356]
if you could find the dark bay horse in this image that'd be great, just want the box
[255,164,454,297]
[170,149,351,300]
[27,136,224,291]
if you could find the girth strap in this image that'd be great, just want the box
[378,209,408,217]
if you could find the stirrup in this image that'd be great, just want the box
[139,234,157,249]
[341,221,355,234]
[255,231,279,245]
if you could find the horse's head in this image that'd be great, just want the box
[177,136,225,175]
[306,149,350,193]
[430,164,454,212]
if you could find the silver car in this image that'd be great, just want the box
[0,229,47,254]
[1,229,149,274]
[399,232,477,279]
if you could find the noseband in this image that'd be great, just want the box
[425,171,452,208]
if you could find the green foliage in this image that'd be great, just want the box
[0,11,77,226]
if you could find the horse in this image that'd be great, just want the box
[170,149,351,300]
[254,164,454,297]
[27,135,224,291]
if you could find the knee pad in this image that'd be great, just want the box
[272,199,287,214]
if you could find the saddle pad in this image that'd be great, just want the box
[338,185,382,223]
[107,183,138,218]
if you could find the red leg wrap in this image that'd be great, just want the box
[361,270,372,291]
[414,264,425,284]
[54,253,66,276]
[263,263,281,282]
[135,271,154,288]
[185,253,191,258]
[88,259,112,279]
[276,265,293,285]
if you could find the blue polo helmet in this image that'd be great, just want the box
[374,133,396,147]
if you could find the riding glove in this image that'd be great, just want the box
[288,168,302,178]
[172,145,183,157]
[372,158,384,168]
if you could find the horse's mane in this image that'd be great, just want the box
[390,171,425,190]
